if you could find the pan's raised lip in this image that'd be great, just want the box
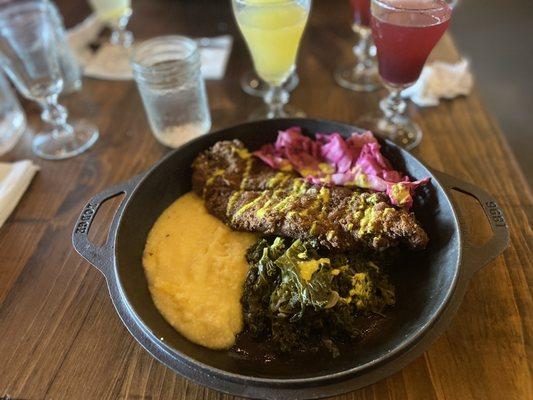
[112,118,463,387]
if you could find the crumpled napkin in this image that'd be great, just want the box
[196,36,234,80]
[402,59,473,107]
[67,14,233,81]
[0,160,39,229]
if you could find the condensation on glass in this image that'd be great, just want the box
[131,36,211,148]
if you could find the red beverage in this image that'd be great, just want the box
[371,0,451,85]
[350,0,371,27]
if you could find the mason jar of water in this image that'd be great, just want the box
[0,72,26,156]
[131,36,211,148]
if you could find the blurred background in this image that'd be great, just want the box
[60,0,533,184]
[451,0,532,185]
[1,0,531,183]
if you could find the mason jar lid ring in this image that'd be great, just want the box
[131,35,200,82]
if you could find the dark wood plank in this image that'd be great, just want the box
[0,1,531,399]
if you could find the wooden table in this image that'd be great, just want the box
[1,1,531,399]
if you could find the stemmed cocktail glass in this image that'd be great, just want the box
[368,0,451,149]
[334,0,381,92]
[88,0,133,48]
[0,1,99,160]
[232,0,311,120]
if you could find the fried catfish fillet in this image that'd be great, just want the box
[192,140,428,251]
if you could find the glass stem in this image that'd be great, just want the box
[40,94,74,140]
[110,14,133,47]
[353,27,376,70]
[264,84,289,118]
[380,84,407,121]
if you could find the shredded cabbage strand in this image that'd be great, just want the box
[253,127,429,209]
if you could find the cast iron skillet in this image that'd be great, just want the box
[72,119,509,400]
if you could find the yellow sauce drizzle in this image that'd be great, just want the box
[226,191,242,215]
[234,147,251,160]
[318,163,335,174]
[358,207,375,235]
[389,183,410,206]
[270,179,307,213]
[309,186,331,236]
[256,188,284,218]
[240,158,253,189]
[233,191,268,218]
[297,258,330,281]
[203,168,225,197]
[266,172,291,188]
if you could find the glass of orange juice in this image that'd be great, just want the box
[233,0,311,120]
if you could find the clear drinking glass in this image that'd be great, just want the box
[46,0,82,94]
[0,1,99,160]
[240,69,299,97]
[334,0,381,92]
[88,0,133,48]
[131,36,212,148]
[0,71,26,156]
[369,0,451,149]
[233,0,311,120]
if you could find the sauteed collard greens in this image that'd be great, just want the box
[241,237,396,357]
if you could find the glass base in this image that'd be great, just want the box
[240,70,299,97]
[248,104,306,121]
[334,65,381,92]
[358,114,422,151]
[32,120,99,160]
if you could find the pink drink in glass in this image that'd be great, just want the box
[350,0,371,27]
[371,0,451,85]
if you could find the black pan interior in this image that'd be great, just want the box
[115,119,459,379]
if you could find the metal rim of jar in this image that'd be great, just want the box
[131,35,201,84]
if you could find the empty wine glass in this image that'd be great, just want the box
[369,0,452,149]
[334,0,381,92]
[240,69,299,97]
[233,0,311,120]
[0,1,99,160]
[47,0,82,94]
[88,0,133,48]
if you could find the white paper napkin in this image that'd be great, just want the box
[67,13,105,67]
[402,59,474,107]
[196,36,234,80]
[84,43,133,81]
[0,160,39,229]
[67,14,233,81]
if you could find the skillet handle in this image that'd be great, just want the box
[432,170,509,273]
[72,174,143,278]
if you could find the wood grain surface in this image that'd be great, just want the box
[0,1,531,399]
